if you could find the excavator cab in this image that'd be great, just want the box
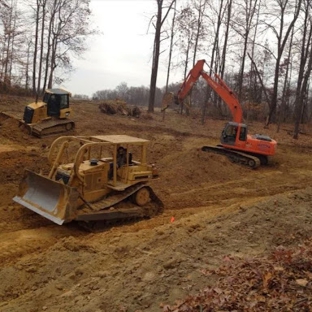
[221,122,247,145]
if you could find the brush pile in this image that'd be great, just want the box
[98,99,141,117]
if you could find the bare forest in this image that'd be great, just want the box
[1,0,312,138]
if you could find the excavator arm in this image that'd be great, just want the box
[166,59,243,123]
[175,59,206,104]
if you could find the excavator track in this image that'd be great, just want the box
[28,119,75,137]
[201,145,261,169]
[75,184,164,230]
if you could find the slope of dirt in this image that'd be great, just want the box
[1,95,312,311]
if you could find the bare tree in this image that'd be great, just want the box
[47,0,93,88]
[175,4,196,79]
[293,0,312,138]
[262,0,302,125]
[148,0,176,113]
[163,0,177,120]
[202,0,230,123]
[0,0,8,7]
[231,0,259,101]
[27,0,95,94]
[165,0,177,93]
[173,0,206,115]
[277,28,294,132]
[192,0,206,66]
[36,0,47,101]
[246,0,261,115]
[31,0,40,95]
[0,0,23,89]
[220,0,233,78]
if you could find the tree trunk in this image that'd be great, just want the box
[32,0,40,96]
[148,1,163,113]
[220,0,232,78]
[36,0,46,100]
[293,0,312,139]
[163,0,176,120]
[148,0,175,113]
[202,0,224,124]
[277,28,294,133]
[266,0,302,126]
[165,0,176,93]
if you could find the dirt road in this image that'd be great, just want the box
[1,97,312,311]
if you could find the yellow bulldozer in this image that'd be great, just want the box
[0,88,75,137]
[13,135,163,227]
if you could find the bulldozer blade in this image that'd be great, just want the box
[0,111,16,121]
[13,170,79,225]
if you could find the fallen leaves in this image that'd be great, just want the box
[163,240,312,311]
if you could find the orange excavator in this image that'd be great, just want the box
[164,59,277,168]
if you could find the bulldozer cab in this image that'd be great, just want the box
[47,135,157,190]
[43,88,71,118]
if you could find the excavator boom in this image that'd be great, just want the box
[200,72,243,123]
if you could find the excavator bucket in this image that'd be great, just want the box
[13,170,79,225]
[161,92,174,111]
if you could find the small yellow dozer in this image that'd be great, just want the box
[13,135,163,226]
[0,88,75,137]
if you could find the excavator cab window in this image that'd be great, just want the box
[222,124,237,144]
[222,123,248,143]
[239,126,247,141]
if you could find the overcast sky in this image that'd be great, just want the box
[62,0,174,97]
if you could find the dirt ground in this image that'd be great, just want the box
[0,95,312,312]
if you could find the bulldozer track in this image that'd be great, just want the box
[0,112,75,138]
[83,184,147,211]
[77,184,164,219]
[75,184,164,230]
[30,119,75,137]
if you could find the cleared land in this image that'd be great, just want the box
[0,95,312,311]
